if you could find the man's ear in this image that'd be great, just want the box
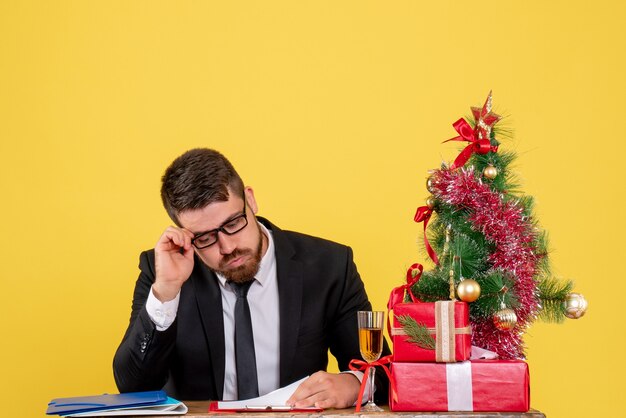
[244,186,259,214]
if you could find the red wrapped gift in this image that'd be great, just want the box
[390,360,530,412]
[391,300,471,362]
[388,264,471,362]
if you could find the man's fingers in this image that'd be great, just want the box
[289,372,345,408]
[154,226,195,291]
[286,377,317,406]
[181,228,195,252]
[295,399,318,408]
[168,227,190,249]
[293,391,340,409]
[312,398,335,410]
[288,372,361,409]
[293,392,325,408]
[158,226,192,251]
[182,245,195,259]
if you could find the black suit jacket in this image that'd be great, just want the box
[113,217,390,401]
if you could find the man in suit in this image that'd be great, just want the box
[113,148,389,408]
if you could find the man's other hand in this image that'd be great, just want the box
[153,226,195,302]
[286,371,361,409]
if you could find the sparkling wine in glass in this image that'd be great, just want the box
[357,311,384,412]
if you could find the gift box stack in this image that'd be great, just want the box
[386,266,530,412]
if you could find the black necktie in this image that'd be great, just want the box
[229,280,259,399]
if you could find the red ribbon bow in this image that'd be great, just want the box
[444,118,498,170]
[349,355,396,412]
[414,206,439,265]
[388,263,423,309]
[387,263,423,333]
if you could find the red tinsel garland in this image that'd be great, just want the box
[432,167,541,359]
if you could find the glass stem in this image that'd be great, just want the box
[368,365,376,404]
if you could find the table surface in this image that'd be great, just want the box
[141,402,546,418]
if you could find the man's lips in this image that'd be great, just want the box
[223,254,248,269]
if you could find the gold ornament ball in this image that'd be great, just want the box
[493,308,518,330]
[426,176,436,193]
[426,196,436,209]
[563,292,588,319]
[483,165,498,179]
[456,279,481,302]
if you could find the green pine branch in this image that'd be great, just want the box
[537,276,574,323]
[471,150,520,195]
[470,270,518,318]
[411,270,450,302]
[449,233,488,275]
[397,314,436,350]
[533,230,551,278]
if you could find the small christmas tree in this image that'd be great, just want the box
[410,92,587,359]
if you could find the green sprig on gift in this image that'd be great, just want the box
[397,314,436,350]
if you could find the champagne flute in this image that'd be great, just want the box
[357,310,384,412]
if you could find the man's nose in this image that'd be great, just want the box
[217,232,237,255]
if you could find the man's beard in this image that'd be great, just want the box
[212,227,264,283]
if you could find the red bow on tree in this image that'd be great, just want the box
[414,206,439,265]
[445,91,501,170]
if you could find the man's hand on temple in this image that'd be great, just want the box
[286,371,361,409]
[152,226,195,302]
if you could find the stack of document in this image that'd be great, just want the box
[46,391,187,416]
[210,377,322,412]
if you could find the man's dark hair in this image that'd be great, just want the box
[161,148,245,225]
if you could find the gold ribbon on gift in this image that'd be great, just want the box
[391,301,471,362]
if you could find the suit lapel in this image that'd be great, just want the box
[190,259,225,399]
[262,219,304,386]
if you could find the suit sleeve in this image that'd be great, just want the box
[328,246,392,404]
[113,250,177,392]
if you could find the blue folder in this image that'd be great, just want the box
[46,391,169,415]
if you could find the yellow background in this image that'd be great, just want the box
[1,1,623,417]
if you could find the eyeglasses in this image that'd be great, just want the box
[191,193,249,249]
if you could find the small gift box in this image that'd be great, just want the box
[387,264,471,363]
[391,300,471,362]
[389,360,530,412]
